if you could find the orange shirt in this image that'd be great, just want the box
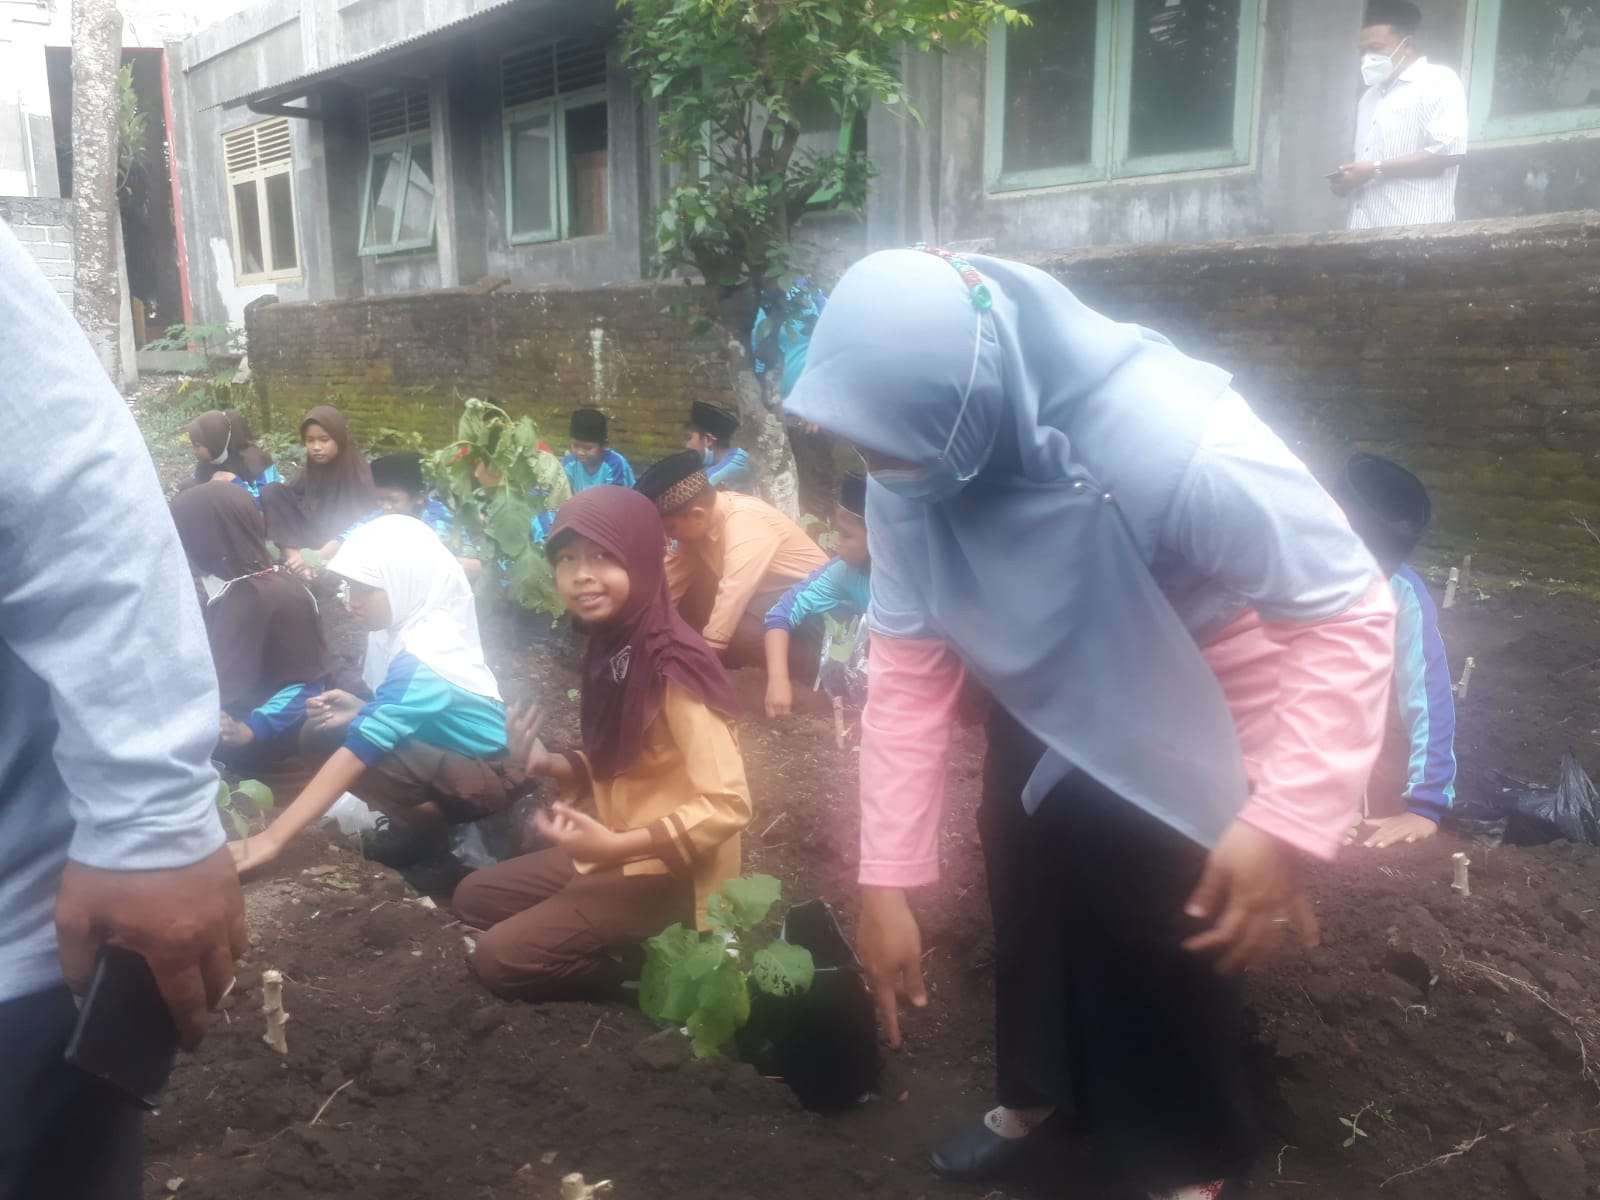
[663,491,828,649]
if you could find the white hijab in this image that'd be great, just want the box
[329,515,502,701]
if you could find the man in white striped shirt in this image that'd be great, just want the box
[1331,1,1468,229]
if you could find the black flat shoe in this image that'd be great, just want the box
[929,1119,1042,1182]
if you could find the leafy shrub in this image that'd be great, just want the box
[216,778,273,840]
[639,874,815,1058]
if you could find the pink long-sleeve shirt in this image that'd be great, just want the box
[858,579,1396,888]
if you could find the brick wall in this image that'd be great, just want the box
[246,283,739,467]
[1,197,75,310]
[1037,212,1600,588]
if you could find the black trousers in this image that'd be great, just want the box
[979,708,1259,1190]
[0,986,143,1200]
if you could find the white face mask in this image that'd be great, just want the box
[1360,38,1409,87]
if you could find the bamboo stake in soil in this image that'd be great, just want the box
[261,970,289,1054]
[1443,567,1460,609]
[1455,656,1476,700]
[1451,853,1471,897]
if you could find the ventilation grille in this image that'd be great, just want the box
[502,39,608,109]
[223,118,292,175]
[367,87,431,142]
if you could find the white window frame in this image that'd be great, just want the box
[360,88,438,256]
[223,119,301,284]
[985,0,1263,193]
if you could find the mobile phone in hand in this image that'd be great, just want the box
[64,946,181,1110]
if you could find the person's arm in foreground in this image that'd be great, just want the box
[762,563,841,717]
[1168,393,1396,972]
[1359,571,1455,848]
[857,635,967,1046]
[0,223,246,1048]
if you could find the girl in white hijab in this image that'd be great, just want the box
[230,516,515,874]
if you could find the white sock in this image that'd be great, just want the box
[1150,1182,1224,1200]
[983,1104,1055,1140]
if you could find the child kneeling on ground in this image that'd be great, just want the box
[454,486,751,1002]
[228,515,518,874]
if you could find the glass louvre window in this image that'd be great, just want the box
[361,88,436,254]
[222,119,299,282]
[502,39,610,243]
[986,0,1260,191]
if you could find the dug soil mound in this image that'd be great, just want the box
[147,585,1600,1199]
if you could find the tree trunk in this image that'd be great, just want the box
[723,333,800,521]
[71,0,125,384]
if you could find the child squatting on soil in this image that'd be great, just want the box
[763,470,872,719]
[336,452,484,583]
[453,486,751,1002]
[183,407,281,501]
[170,481,329,772]
[1333,453,1458,850]
[228,515,518,874]
[785,248,1398,1200]
[258,404,377,577]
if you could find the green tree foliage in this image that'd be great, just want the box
[619,0,1026,305]
[430,398,570,617]
[639,873,815,1058]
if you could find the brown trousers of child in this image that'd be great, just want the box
[454,849,693,1002]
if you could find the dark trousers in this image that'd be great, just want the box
[0,987,143,1200]
[980,708,1259,1190]
[454,848,693,1002]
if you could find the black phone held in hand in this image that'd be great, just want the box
[64,946,180,1110]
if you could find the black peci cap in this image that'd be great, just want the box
[838,471,867,518]
[371,452,426,495]
[688,400,740,441]
[569,407,608,444]
[1362,0,1421,33]
[1332,452,1431,566]
[635,450,712,514]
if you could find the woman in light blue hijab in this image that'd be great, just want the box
[786,248,1393,1196]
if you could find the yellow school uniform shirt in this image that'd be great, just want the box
[567,679,752,928]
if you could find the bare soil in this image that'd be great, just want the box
[144,581,1600,1200]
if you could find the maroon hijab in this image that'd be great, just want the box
[291,405,376,538]
[547,486,737,779]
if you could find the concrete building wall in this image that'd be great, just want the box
[0,195,75,308]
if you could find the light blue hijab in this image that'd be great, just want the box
[785,249,1250,846]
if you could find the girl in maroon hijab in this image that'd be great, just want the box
[453,486,752,1002]
[184,409,280,500]
[259,405,376,570]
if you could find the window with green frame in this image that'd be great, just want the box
[1469,0,1600,142]
[503,39,610,243]
[360,87,436,255]
[985,0,1261,192]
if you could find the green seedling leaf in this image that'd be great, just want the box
[215,780,231,806]
[716,874,781,930]
[686,962,748,1058]
[683,938,728,982]
[752,941,815,998]
[297,548,326,572]
[225,807,250,841]
[639,923,702,1022]
[234,779,274,811]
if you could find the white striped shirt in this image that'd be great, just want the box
[1348,57,1468,230]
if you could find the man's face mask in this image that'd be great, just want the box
[1361,37,1409,87]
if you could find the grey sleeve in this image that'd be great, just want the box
[1164,390,1378,624]
[0,221,225,870]
[863,476,936,640]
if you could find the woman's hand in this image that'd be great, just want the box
[858,886,929,1048]
[304,689,363,736]
[1355,812,1439,849]
[509,704,559,777]
[1183,820,1319,975]
[533,802,621,861]
[228,829,283,876]
[765,675,794,719]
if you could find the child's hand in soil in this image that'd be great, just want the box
[1354,812,1439,849]
[229,830,284,875]
[509,704,559,776]
[209,470,237,484]
[304,689,363,735]
[218,711,254,747]
[1183,821,1319,975]
[534,802,624,862]
[765,676,794,719]
[284,548,312,579]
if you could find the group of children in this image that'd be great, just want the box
[172,393,1456,1011]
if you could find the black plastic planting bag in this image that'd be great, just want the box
[1508,754,1600,847]
[735,899,881,1111]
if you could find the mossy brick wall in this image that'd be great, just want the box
[245,283,739,467]
[1036,212,1600,588]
